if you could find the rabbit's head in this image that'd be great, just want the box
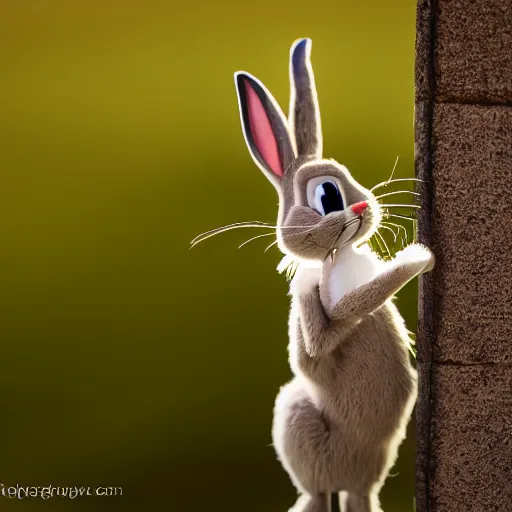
[235,39,381,261]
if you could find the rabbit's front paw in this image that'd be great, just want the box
[289,266,321,296]
[393,243,435,272]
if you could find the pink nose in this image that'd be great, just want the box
[351,201,368,216]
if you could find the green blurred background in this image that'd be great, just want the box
[0,1,419,510]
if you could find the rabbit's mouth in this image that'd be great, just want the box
[325,214,366,260]
[328,200,378,250]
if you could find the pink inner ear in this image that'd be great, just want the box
[245,82,284,177]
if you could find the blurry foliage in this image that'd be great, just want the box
[0,1,417,510]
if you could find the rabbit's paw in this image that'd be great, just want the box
[394,243,435,272]
[289,266,321,296]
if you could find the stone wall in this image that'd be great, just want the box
[415,0,512,510]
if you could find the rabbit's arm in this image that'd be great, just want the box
[291,265,358,358]
[331,244,434,322]
[297,244,433,358]
[297,286,359,357]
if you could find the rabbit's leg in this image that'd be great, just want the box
[345,493,381,512]
[273,379,338,496]
[289,493,330,512]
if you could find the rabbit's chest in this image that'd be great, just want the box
[321,246,382,310]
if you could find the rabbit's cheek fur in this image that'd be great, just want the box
[331,217,360,248]
[280,207,357,261]
[280,231,330,260]
[279,207,327,259]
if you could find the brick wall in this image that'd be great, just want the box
[415,0,512,510]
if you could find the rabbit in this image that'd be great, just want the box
[233,38,434,512]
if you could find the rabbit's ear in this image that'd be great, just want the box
[235,72,296,186]
[289,38,322,159]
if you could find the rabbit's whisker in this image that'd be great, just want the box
[372,231,386,258]
[368,237,381,256]
[238,232,276,249]
[385,213,417,222]
[368,156,400,199]
[375,229,392,258]
[378,224,398,243]
[381,221,408,246]
[370,177,424,193]
[192,213,366,251]
[389,156,400,182]
[373,230,390,259]
[190,224,315,249]
[264,240,278,253]
[380,204,421,210]
[190,221,275,245]
[375,190,420,200]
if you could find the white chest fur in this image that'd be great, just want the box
[322,245,383,310]
[287,244,384,311]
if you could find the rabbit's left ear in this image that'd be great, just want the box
[289,38,322,159]
[235,72,296,188]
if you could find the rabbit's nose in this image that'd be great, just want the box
[351,201,368,216]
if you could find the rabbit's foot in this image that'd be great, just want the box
[289,494,329,512]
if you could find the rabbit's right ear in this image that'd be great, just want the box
[235,72,296,188]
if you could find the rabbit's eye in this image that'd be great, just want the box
[307,178,345,216]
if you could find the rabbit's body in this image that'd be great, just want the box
[231,39,433,511]
[272,257,417,510]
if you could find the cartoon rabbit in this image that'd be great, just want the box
[231,39,434,512]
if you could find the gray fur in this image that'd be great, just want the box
[289,38,323,159]
[234,39,434,512]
